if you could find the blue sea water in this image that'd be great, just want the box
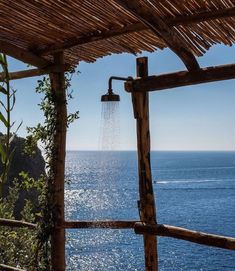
[65,151,235,270]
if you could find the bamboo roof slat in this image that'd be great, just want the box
[0,0,235,66]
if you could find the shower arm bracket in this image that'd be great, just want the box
[108,76,133,94]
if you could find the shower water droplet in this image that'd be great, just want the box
[99,101,120,150]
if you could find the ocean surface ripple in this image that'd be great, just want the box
[65,151,235,270]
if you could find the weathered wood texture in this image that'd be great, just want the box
[114,0,199,71]
[0,40,50,68]
[168,6,235,27]
[37,23,146,56]
[134,223,235,250]
[0,264,26,271]
[37,6,235,56]
[125,63,235,93]
[49,52,67,271]
[132,57,157,271]
[0,218,36,229]
[0,64,70,82]
[63,220,137,229]
[0,1,235,64]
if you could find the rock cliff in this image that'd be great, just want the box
[0,133,45,218]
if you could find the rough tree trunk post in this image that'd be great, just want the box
[50,52,67,271]
[132,57,158,271]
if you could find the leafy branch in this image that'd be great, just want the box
[0,54,21,196]
[25,69,79,270]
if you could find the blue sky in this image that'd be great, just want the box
[4,44,235,150]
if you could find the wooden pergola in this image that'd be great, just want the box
[0,1,235,271]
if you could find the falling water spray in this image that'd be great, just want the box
[99,101,120,150]
[99,76,132,150]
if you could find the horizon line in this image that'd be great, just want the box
[66,149,235,152]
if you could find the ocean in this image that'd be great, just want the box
[65,151,235,270]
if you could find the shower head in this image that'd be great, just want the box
[101,89,120,102]
[101,76,132,102]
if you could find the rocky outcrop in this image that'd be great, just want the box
[0,133,45,218]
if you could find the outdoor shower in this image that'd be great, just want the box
[101,76,132,102]
[100,76,132,150]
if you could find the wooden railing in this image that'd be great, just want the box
[63,220,235,251]
[0,218,36,271]
[0,218,36,229]
[63,220,137,229]
[1,217,235,271]
[0,264,26,271]
[134,222,235,250]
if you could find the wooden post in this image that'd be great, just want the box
[132,57,158,271]
[50,52,67,271]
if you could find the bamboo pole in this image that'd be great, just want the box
[114,1,199,71]
[132,57,158,271]
[37,6,235,56]
[134,223,235,250]
[63,220,138,229]
[50,52,67,271]
[0,218,36,229]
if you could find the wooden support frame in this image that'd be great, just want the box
[113,1,199,71]
[134,223,235,251]
[35,6,235,56]
[0,64,70,82]
[62,220,235,251]
[167,6,235,27]
[63,220,137,229]
[0,40,51,68]
[1,38,234,271]
[132,57,158,271]
[49,52,67,271]
[36,23,146,56]
[125,63,235,93]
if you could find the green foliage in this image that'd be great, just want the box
[0,176,47,270]
[0,55,11,190]
[0,54,21,194]
[24,69,79,270]
[0,53,39,269]
[0,56,79,270]
[0,54,47,270]
[25,71,79,156]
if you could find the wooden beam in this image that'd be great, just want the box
[134,223,235,251]
[50,52,67,271]
[35,7,235,57]
[0,218,36,229]
[63,220,138,229]
[0,40,51,68]
[0,264,26,271]
[125,63,235,93]
[114,0,199,71]
[132,57,158,271]
[168,6,235,27]
[0,64,70,82]
[37,23,145,56]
